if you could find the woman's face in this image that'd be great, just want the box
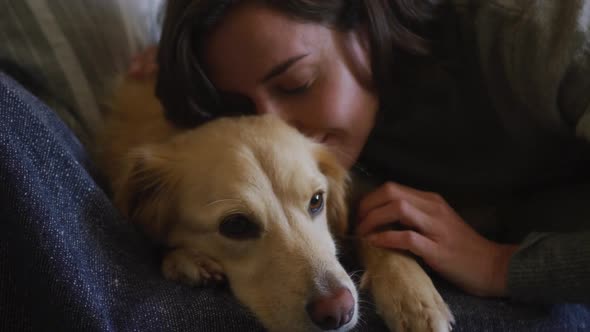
[204,2,379,169]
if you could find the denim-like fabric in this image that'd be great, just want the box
[0,72,588,331]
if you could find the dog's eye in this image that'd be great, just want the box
[308,192,324,216]
[219,214,261,240]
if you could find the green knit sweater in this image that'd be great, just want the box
[358,0,590,303]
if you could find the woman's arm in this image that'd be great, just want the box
[469,0,590,303]
[359,0,590,303]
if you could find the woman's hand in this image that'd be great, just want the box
[127,45,158,80]
[356,182,519,298]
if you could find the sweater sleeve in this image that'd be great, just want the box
[507,232,590,303]
[458,0,590,302]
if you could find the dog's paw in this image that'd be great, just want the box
[363,257,454,332]
[162,249,225,286]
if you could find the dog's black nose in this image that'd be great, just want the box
[306,287,355,330]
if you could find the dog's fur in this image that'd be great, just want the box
[96,77,454,332]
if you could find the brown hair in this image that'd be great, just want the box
[156,0,443,128]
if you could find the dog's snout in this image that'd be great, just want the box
[306,287,354,330]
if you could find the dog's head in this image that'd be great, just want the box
[114,115,358,332]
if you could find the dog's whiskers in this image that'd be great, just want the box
[354,308,369,329]
[348,269,365,280]
[357,298,377,310]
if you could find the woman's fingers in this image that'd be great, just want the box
[355,181,519,297]
[368,230,437,259]
[357,199,432,236]
[357,182,442,220]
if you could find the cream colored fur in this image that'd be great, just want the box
[96,77,453,332]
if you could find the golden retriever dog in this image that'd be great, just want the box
[95,77,454,332]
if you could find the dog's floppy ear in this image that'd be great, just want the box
[113,145,178,241]
[315,146,350,237]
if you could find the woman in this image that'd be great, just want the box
[128,0,590,327]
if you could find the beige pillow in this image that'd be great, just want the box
[0,0,163,143]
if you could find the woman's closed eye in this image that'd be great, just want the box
[273,66,317,96]
[276,81,312,95]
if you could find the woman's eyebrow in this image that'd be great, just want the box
[260,54,308,83]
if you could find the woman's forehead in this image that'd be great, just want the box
[203,3,330,89]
